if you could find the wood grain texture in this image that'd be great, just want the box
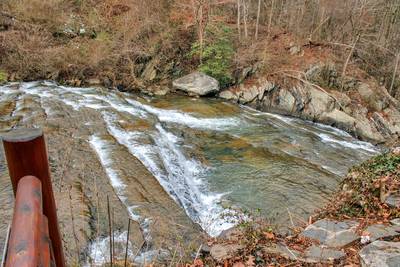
[2,129,65,267]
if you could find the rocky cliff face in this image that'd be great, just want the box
[219,64,400,144]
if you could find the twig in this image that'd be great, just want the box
[286,208,295,228]
[341,34,360,91]
[194,244,202,260]
[124,218,131,267]
[107,195,113,267]
[389,53,399,96]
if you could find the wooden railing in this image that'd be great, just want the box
[1,129,65,267]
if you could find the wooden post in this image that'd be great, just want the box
[1,128,65,267]
[40,215,51,267]
[5,176,42,267]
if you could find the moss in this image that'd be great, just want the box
[0,70,7,83]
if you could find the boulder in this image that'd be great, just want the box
[391,219,400,226]
[173,72,219,96]
[304,245,346,263]
[359,241,400,267]
[302,219,359,248]
[320,109,356,132]
[357,83,390,112]
[385,193,400,209]
[219,90,238,101]
[238,85,264,104]
[364,224,400,242]
[306,87,335,117]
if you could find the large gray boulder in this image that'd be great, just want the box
[359,241,400,267]
[173,72,219,96]
[302,219,359,248]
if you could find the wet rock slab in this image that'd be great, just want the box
[365,224,400,242]
[302,219,359,247]
[359,241,400,267]
[304,245,345,263]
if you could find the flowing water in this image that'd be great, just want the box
[0,81,378,264]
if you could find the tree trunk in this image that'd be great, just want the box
[255,0,262,40]
[237,0,241,41]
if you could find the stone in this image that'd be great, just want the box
[320,109,356,132]
[364,224,400,242]
[289,45,302,55]
[385,194,400,209]
[263,243,301,260]
[306,87,335,117]
[172,72,219,96]
[390,219,400,226]
[239,85,264,104]
[372,112,394,136]
[210,243,244,261]
[359,241,400,267]
[219,90,238,101]
[353,116,385,143]
[304,245,346,263]
[276,88,296,114]
[302,219,359,248]
[218,227,242,241]
[141,58,158,81]
[357,83,389,112]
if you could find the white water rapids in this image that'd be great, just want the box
[0,81,379,265]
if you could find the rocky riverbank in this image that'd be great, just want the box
[218,63,400,145]
[194,147,400,266]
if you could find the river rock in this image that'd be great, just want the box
[302,219,359,248]
[210,243,244,261]
[219,90,238,101]
[306,87,335,117]
[358,83,389,112]
[391,219,400,226]
[359,241,400,267]
[238,85,264,104]
[385,193,400,208]
[320,109,356,132]
[364,224,400,242]
[263,242,301,260]
[304,245,346,263]
[173,72,219,96]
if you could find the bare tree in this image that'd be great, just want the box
[237,0,241,41]
[255,0,262,40]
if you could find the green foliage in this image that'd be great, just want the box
[368,153,400,175]
[0,70,7,83]
[321,152,400,219]
[189,25,235,88]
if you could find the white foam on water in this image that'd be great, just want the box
[85,230,165,267]
[101,111,236,236]
[88,135,156,265]
[317,133,378,153]
[125,98,240,130]
[89,135,127,191]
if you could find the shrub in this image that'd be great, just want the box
[189,24,235,88]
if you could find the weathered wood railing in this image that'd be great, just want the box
[1,129,65,267]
